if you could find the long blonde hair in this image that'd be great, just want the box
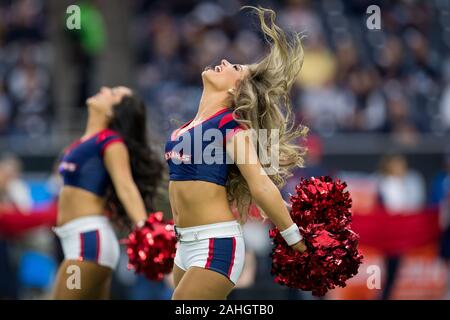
[227,6,308,222]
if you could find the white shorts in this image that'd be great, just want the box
[173,220,245,285]
[53,216,120,270]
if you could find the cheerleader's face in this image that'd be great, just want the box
[87,86,132,117]
[202,59,249,92]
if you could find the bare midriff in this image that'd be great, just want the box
[57,186,106,226]
[168,180,236,227]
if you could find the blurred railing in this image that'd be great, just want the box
[323,134,449,155]
[1,133,448,155]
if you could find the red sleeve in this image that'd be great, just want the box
[97,129,124,156]
[218,112,248,142]
[225,125,247,142]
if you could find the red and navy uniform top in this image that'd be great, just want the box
[164,107,246,186]
[59,128,124,197]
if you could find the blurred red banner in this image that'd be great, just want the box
[0,202,57,237]
[352,206,440,256]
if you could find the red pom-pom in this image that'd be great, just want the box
[270,176,363,297]
[123,212,177,281]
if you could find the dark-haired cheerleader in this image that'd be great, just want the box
[52,86,163,299]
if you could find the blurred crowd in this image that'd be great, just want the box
[132,0,450,144]
[1,0,449,141]
[0,0,52,138]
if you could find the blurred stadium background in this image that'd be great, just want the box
[1,0,450,299]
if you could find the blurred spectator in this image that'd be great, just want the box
[377,154,426,213]
[334,40,359,86]
[297,35,336,90]
[346,66,386,132]
[279,0,323,37]
[383,90,420,145]
[376,154,426,299]
[375,35,405,81]
[0,152,60,300]
[0,153,33,212]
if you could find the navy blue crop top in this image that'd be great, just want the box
[165,107,246,186]
[59,129,124,196]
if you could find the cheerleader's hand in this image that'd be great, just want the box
[291,239,307,253]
